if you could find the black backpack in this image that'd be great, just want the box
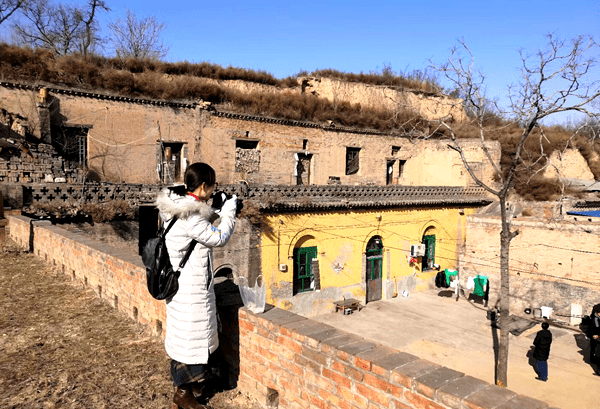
[141,216,197,300]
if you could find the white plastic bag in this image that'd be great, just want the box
[237,275,266,314]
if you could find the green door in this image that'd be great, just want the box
[294,246,317,295]
[422,234,435,270]
[366,236,383,302]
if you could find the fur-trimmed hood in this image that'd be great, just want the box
[155,188,215,220]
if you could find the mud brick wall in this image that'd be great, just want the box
[461,215,600,319]
[8,214,550,409]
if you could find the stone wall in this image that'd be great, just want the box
[460,214,600,320]
[7,214,549,409]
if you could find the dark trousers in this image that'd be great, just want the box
[536,360,548,380]
[591,339,599,364]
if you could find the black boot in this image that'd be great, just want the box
[172,384,212,409]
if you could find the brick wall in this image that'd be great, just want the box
[8,214,550,409]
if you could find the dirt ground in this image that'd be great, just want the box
[0,231,261,409]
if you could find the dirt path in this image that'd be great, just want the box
[0,233,260,409]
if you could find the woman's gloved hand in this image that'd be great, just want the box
[220,194,238,215]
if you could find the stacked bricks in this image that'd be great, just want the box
[0,143,69,183]
[8,214,552,409]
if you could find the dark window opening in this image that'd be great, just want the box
[236,140,259,149]
[296,153,312,185]
[346,147,360,175]
[399,160,406,178]
[386,160,395,185]
[392,146,401,155]
[51,125,88,170]
[159,142,184,184]
[302,139,308,150]
[293,246,317,295]
[215,267,233,280]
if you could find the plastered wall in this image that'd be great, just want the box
[260,205,479,317]
[461,214,600,318]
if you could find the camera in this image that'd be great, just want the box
[210,190,244,215]
[210,190,232,210]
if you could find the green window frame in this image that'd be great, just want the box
[293,246,317,295]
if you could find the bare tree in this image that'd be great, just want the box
[12,0,107,55]
[80,0,109,56]
[430,35,600,387]
[0,0,26,26]
[108,9,169,60]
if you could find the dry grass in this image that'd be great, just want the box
[26,200,135,222]
[0,237,261,409]
[0,43,429,132]
[310,67,443,93]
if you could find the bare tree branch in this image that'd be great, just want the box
[430,34,600,388]
[0,0,26,26]
[11,0,107,56]
[108,9,169,60]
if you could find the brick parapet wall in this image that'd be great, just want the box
[236,307,551,409]
[7,214,551,409]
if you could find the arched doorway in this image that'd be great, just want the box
[422,227,436,271]
[366,236,383,303]
[215,267,233,279]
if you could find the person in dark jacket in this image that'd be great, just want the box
[532,322,552,381]
[588,304,600,369]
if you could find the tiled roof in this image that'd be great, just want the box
[211,109,421,137]
[0,81,198,109]
[227,184,491,211]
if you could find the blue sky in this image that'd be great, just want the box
[5,0,600,124]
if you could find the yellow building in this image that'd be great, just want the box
[246,185,491,317]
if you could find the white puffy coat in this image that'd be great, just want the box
[155,189,237,365]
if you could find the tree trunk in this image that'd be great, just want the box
[496,196,511,387]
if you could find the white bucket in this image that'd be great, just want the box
[540,306,553,319]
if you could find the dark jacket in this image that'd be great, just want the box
[533,329,553,361]
[589,304,600,339]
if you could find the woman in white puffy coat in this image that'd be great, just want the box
[155,162,237,409]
